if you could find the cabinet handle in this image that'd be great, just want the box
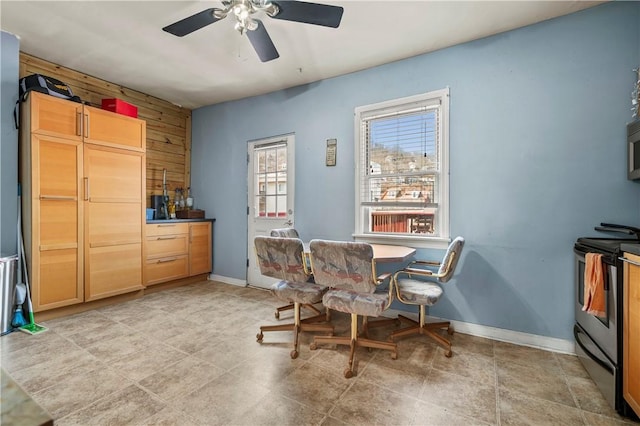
[156,236,176,240]
[84,113,90,138]
[84,177,90,201]
[156,258,177,264]
[157,224,176,227]
[76,111,82,136]
[40,195,77,201]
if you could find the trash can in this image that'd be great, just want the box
[0,255,18,335]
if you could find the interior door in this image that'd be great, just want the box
[247,134,295,288]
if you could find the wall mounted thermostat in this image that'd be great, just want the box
[326,138,337,166]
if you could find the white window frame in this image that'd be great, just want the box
[353,88,450,249]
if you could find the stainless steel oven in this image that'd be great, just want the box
[574,223,640,417]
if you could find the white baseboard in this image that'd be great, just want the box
[383,308,576,355]
[202,278,576,354]
[208,274,246,287]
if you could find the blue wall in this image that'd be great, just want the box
[191,2,640,340]
[1,31,19,255]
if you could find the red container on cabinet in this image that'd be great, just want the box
[101,98,138,118]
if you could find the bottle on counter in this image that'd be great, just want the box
[174,188,184,211]
[186,187,194,210]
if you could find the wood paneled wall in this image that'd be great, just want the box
[19,53,192,207]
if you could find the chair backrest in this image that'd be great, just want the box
[438,236,465,283]
[270,228,299,238]
[309,239,375,293]
[254,236,309,282]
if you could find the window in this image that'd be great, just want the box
[354,88,450,248]
[254,142,288,217]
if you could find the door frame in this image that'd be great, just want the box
[246,133,295,288]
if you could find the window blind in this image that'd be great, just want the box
[360,105,440,208]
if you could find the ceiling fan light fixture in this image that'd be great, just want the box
[232,3,251,20]
[164,0,343,62]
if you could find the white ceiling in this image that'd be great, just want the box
[1,1,604,110]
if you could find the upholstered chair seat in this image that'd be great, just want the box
[271,280,328,305]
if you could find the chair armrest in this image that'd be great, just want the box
[376,272,392,283]
[410,260,441,267]
[403,267,434,276]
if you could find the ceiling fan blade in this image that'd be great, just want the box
[163,8,222,37]
[246,20,280,62]
[270,1,343,28]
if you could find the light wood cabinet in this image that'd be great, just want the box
[84,144,145,301]
[623,252,640,417]
[145,223,189,286]
[20,91,146,311]
[189,222,212,276]
[27,92,82,140]
[83,105,145,151]
[21,106,84,311]
[144,221,212,285]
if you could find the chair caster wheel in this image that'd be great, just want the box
[275,311,280,319]
[290,350,299,359]
[309,343,317,351]
[344,368,354,379]
[391,352,398,360]
[256,332,263,343]
[444,349,452,358]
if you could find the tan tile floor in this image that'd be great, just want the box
[1,280,639,425]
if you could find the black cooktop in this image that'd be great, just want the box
[576,237,640,254]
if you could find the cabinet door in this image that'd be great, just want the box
[84,144,145,301]
[30,135,83,311]
[624,253,640,416]
[29,92,82,141]
[83,105,145,151]
[189,222,212,276]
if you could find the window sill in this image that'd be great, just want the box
[352,233,450,250]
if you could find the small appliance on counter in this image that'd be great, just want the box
[150,195,167,220]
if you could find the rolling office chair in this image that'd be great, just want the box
[390,236,465,357]
[254,236,333,359]
[269,228,323,319]
[308,239,397,378]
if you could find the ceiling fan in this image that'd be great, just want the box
[162,0,344,63]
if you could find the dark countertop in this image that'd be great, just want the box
[622,243,640,256]
[147,218,215,224]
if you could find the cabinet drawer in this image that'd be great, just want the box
[146,234,188,259]
[145,255,189,285]
[146,223,189,237]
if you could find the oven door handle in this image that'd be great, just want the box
[573,325,614,374]
[620,256,640,267]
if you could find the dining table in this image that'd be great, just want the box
[368,243,416,263]
[303,242,416,264]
